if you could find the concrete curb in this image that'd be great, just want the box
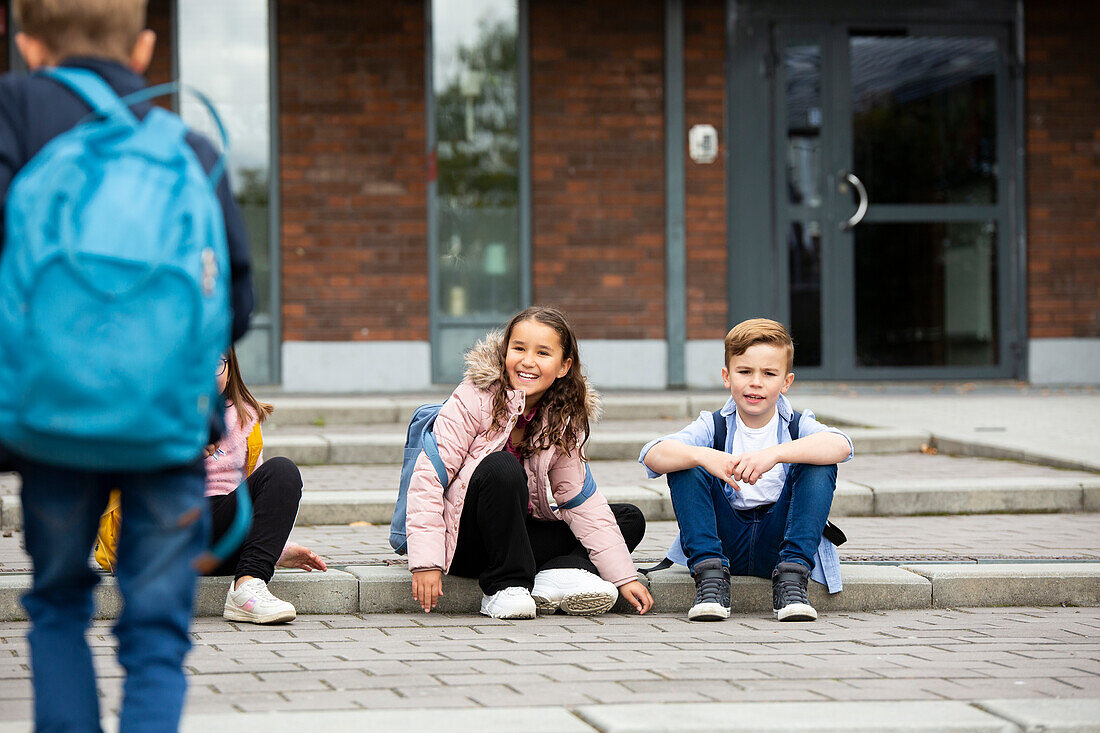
[902,563,1100,608]
[645,564,933,613]
[0,570,360,622]
[932,433,1100,474]
[3,698,1095,732]
[262,427,930,466]
[2,562,1098,621]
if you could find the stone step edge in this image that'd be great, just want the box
[5,478,1100,531]
[1,698,1097,733]
[259,392,733,427]
[260,428,929,466]
[1,562,1097,622]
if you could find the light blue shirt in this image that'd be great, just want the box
[638,394,853,593]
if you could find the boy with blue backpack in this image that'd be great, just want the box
[0,1,253,729]
[640,319,852,623]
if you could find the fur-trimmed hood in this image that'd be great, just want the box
[463,329,602,421]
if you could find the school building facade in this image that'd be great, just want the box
[3,0,1098,390]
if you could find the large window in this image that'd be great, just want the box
[178,0,276,383]
[431,0,526,382]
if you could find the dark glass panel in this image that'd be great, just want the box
[855,222,998,367]
[788,221,822,367]
[850,36,997,204]
[784,44,823,207]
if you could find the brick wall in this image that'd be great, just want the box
[1026,0,1100,338]
[277,0,428,342]
[684,0,727,340]
[530,1,665,340]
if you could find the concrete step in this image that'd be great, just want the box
[5,475,1098,531]
[259,425,929,466]
[1,561,1097,622]
[260,393,732,427]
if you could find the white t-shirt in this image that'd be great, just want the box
[728,410,787,509]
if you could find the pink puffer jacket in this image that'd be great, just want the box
[405,332,638,587]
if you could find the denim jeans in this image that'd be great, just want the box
[18,457,207,733]
[667,463,837,576]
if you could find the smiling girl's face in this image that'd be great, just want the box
[504,319,572,409]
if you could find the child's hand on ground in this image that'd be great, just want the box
[731,447,779,485]
[277,544,328,572]
[412,569,444,612]
[698,447,741,490]
[618,580,653,614]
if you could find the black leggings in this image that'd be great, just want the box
[206,456,303,583]
[448,451,645,595]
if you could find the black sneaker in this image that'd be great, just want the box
[688,558,731,621]
[771,561,817,621]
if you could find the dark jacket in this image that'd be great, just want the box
[0,56,254,341]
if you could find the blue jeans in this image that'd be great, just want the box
[19,457,208,733]
[667,463,837,576]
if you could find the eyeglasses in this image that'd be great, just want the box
[215,357,229,376]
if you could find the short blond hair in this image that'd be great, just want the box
[724,318,794,374]
[14,0,146,62]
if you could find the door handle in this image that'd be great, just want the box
[838,171,868,230]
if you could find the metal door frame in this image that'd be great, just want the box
[727,0,1025,380]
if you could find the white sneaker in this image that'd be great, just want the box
[531,568,617,616]
[224,578,296,624]
[480,586,536,619]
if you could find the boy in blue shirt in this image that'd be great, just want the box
[0,1,253,729]
[640,318,852,622]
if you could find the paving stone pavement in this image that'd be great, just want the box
[0,606,1097,723]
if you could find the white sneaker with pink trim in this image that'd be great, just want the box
[224,578,296,624]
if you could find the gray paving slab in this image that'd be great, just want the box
[802,392,1100,473]
[975,698,1100,732]
[903,563,1100,609]
[574,700,1017,732]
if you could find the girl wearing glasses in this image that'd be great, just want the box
[205,348,327,624]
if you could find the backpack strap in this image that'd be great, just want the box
[204,479,253,566]
[40,68,230,188]
[787,410,801,441]
[420,427,449,489]
[39,67,137,124]
[639,557,674,576]
[711,409,727,452]
[556,463,597,511]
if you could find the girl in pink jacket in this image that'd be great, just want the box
[407,307,654,619]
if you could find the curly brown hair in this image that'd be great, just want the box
[488,306,591,459]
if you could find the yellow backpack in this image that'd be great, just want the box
[93,423,264,572]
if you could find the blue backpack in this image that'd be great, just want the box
[0,68,231,471]
[389,402,598,554]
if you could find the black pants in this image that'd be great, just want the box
[206,456,302,583]
[449,451,646,595]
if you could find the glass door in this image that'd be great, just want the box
[774,23,1015,378]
